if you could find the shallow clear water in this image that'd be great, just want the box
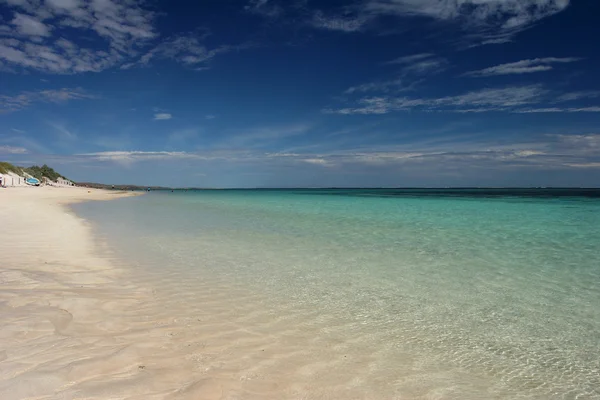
[73,189,600,399]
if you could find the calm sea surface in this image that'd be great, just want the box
[73,189,600,399]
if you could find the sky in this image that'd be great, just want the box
[1,0,600,188]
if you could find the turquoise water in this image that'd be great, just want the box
[73,189,600,399]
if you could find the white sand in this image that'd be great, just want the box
[0,187,211,399]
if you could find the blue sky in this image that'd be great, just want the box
[1,0,600,187]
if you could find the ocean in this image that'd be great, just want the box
[72,189,600,399]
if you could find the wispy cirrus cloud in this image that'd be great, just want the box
[342,54,442,96]
[555,91,600,102]
[328,83,600,115]
[465,57,581,77]
[363,0,570,43]
[78,150,204,166]
[344,78,418,95]
[385,53,433,65]
[0,87,94,113]
[327,85,548,114]
[154,113,173,120]
[122,35,248,70]
[385,53,448,75]
[515,107,600,113]
[72,133,600,174]
[0,145,28,154]
[246,0,570,44]
[309,11,369,32]
[0,0,246,74]
[244,0,284,18]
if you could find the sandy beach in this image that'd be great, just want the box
[0,187,211,400]
[1,187,382,400]
[4,187,597,399]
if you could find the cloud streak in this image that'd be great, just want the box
[0,88,94,113]
[154,113,173,120]
[70,133,600,174]
[0,1,246,74]
[328,81,600,115]
[327,85,549,114]
[245,0,284,18]
[385,53,448,76]
[0,145,28,154]
[249,0,571,44]
[465,57,581,76]
[363,0,571,42]
[309,12,369,32]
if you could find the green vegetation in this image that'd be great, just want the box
[0,161,23,175]
[0,161,68,182]
[23,164,66,182]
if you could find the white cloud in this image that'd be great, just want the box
[248,1,569,43]
[327,85,547,114]
[0,87,94,113]
[79,151,203,165]
[568,107,600,112]
[46,0,81,11]
[245,0,283,18]
[343,54,444,96]
[384,53,447,76]
[330,81,600,115]
[363,0,570,42]
[436,85,546,107]
[402,58,447,75]
[132,35,243,69]
[0,0,157,73]
[11,12,52,36]
[555,91,600,102]
[302,158,334,166]
[554,134,600,150]
[310,12,369,32]
[0,1,244,74]
[0,145,28,154]
[294,133,600,169]
[154,113,172,120]
[465,57,581,77]
[516,107,600,113]
[565,162,600,168]
[19,132,600,174]
[385,53,434,65]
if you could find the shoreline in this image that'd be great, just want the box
[0,187,203,399]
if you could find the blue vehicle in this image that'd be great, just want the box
[26,178,40,186]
